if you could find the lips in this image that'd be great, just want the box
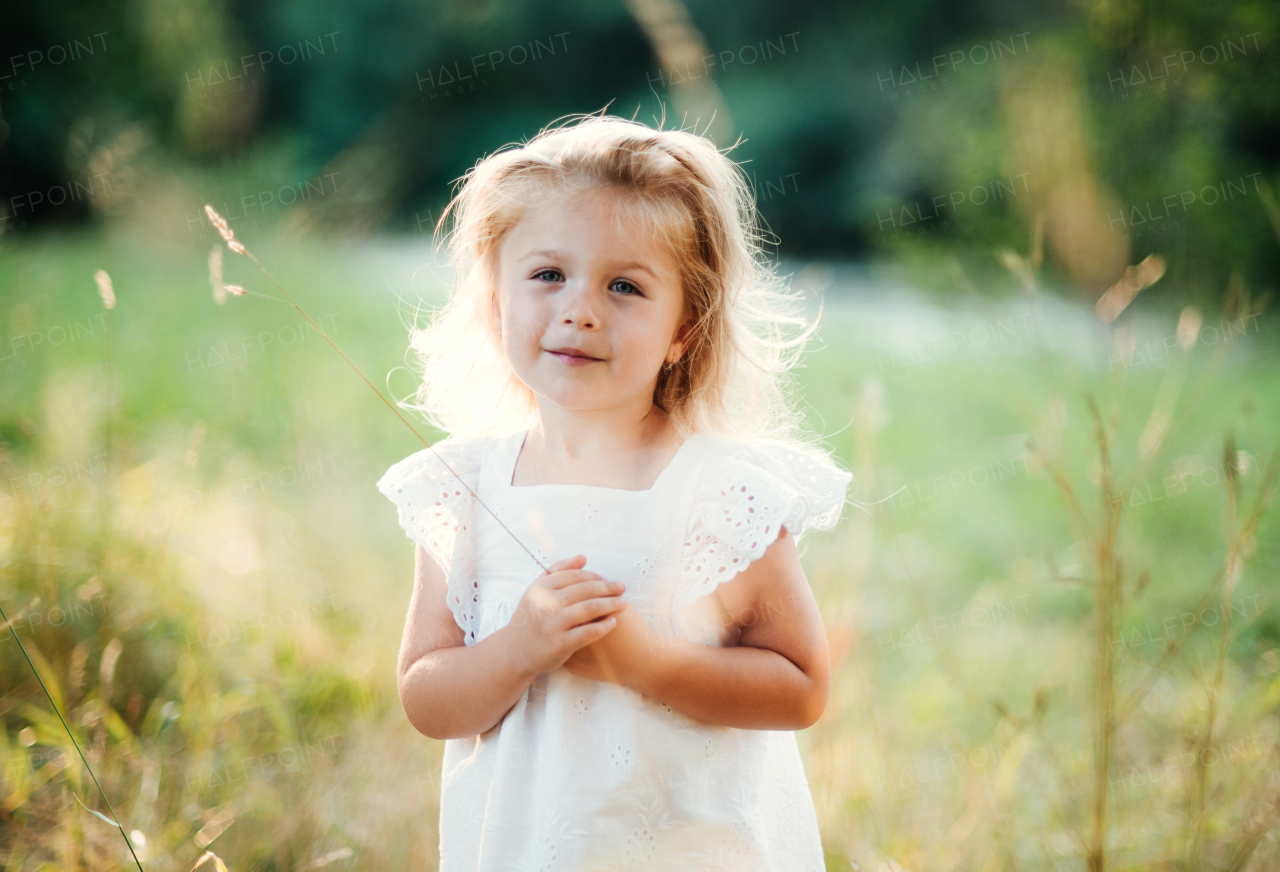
[545,346,603,366]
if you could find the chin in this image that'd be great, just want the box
[533,382,643,411]
[537,390,617,411]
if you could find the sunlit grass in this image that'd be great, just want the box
[1,226,1278,870]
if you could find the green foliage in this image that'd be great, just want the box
[2,1,1276,291]
[0,221,1276,868]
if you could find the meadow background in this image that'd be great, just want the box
[2,1,1280,870]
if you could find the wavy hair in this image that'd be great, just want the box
[401,111,825,449]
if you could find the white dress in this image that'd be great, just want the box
[376,428,852,872]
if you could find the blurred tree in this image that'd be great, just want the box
[0,0,1275,296]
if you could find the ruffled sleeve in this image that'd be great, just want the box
[673,438,853,619]
[375,435,488,645]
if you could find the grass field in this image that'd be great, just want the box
[2,226,1278,870]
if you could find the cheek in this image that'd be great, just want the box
[612,325,667,376]
[502,294,547,352]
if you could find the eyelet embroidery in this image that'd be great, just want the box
[376,436,488,645]
[528,806,589,871]
[608,742,634,768]
[380,434,849,868]
[672,441,853,622]
[624,796,684,865]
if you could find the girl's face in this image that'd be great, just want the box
[494,188,689,415]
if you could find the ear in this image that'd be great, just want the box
[667,317,692,363]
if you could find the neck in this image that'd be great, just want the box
[529,397,673,458]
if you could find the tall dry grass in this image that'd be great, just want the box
[799,219,1278,871]
[3,214,1279,870]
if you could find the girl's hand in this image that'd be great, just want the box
[562,598,656,687]
[503,555,629,678]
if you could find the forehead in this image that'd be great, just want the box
[499,186,687,271]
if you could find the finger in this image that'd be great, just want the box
[523,575,605,617]
[542,561,568,578]
[557,578,626,607]
[544,554,584,575]
[567,615,617,647]
[562,595,627,628]
[543,568,604,590]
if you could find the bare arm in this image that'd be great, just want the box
[628,527,831,730]
[634,643,823,730]
[396,544,535,740]
[397,546,628,740]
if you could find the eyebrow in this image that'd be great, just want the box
[517,249,659,279]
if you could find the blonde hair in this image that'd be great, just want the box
[402,111,824,448]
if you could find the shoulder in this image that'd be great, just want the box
[375,432,512,579]
[690,434,853,537]
[375,432,498,498]
[375,433,510,647]
[670,434,852,620]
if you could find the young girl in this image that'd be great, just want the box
[377,113,852,871]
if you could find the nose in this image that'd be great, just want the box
[556,280,600,330]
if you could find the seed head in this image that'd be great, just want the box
[209,245,226,304]
[94,270,115,309]
[204,204,247,254]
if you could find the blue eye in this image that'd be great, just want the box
[532,268,563,282]
[610,279,642,296]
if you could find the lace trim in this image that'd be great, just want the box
[674,440,853,617]
[376,435,489,644]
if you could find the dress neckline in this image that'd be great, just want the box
[502,429,706,494]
